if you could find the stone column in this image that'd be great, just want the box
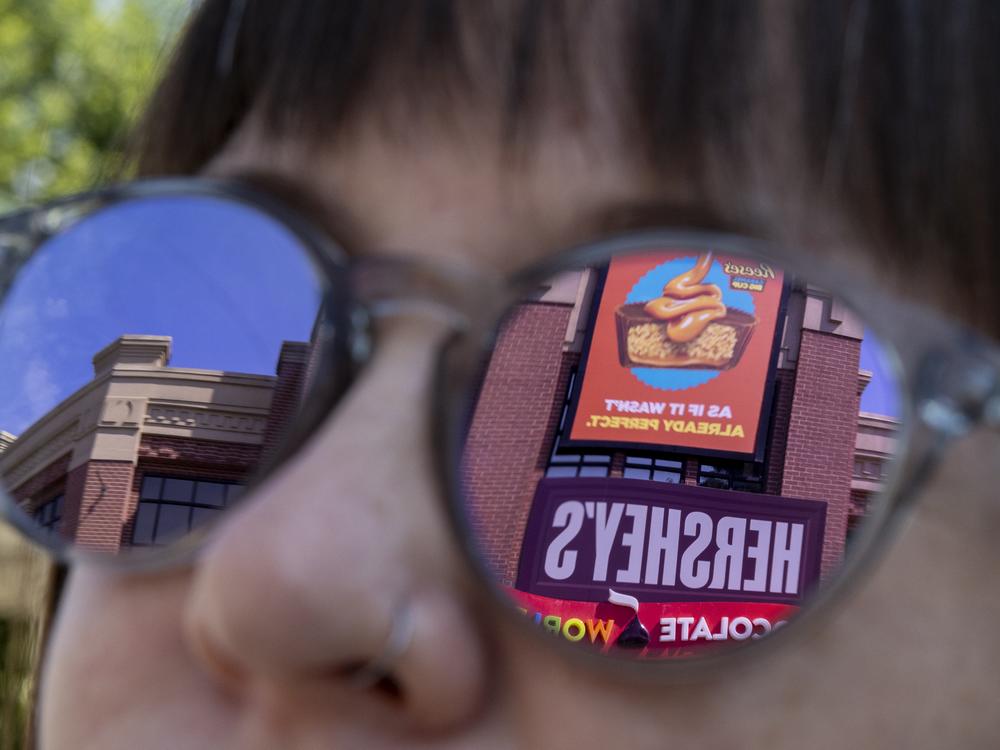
[63,336,170,550]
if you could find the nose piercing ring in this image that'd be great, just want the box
[349,601,414,690]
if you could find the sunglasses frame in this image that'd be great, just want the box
[2,177,998,679]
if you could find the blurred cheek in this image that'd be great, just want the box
[41,568,235,750]
[35,307,1000,750]
[37,433,1000,748]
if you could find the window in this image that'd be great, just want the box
[131,475,244,546]
[622,455,683,483]
[859,459,884,479]
[545,369,611,478]
[698,461,764,492]
[33,494,64,536]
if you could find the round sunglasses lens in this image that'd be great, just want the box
[0,194,326,558]
[459,246,903,661]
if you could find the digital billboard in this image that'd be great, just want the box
[567,250,785,457]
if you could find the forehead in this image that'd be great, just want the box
[204,103,811,283]
[167,5,823,279]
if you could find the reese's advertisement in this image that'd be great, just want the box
[568,250,785,456]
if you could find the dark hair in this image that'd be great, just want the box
[133,0,999,328]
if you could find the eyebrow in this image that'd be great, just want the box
[217,168,368,256]
[589,199,754,241]
[217,165,759,272]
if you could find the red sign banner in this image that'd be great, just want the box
[568,250,785,457]
[508,588,797,657]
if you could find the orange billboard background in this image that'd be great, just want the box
[568,250,785,456]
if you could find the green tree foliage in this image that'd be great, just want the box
[0,4,188,745]
[0,0,189,211]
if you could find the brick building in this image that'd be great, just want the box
[462,264,898,652]
[0,335,306,553]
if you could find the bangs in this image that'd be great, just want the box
[133,0,760,181]
[132,1,1000,326]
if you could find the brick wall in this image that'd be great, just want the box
[765,369,796,494]
[849,488,870,518]
[10,453,71,512]
[847,491,869,540]
[462,303,572,586]
[780,329,861,575]
[682,458,700,486]
[609,451,625,478]
[9,453,73,546]
[63,460,135,552]
[461,304,862,588]
[137,435,262,470]
[261,341,310,466]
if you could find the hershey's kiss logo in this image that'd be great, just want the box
[607,589,649,649]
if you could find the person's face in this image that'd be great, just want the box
[38,94,1000,749]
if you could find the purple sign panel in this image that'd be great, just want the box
[516,478,826,605]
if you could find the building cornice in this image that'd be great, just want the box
[1,336,279,491]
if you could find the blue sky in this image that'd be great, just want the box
[859,333,900,417]
[0,196,323,435]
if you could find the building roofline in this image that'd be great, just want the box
[858,411,901,427]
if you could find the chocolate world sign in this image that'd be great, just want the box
[516,478,826,606]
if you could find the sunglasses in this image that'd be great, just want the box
[1,177,995,676]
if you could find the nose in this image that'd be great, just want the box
[181,316,488,733]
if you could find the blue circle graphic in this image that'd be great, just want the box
[625,256,755,392]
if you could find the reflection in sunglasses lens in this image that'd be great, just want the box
[460,249,901,661]
[0,195,324,556]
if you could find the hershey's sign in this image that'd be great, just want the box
[516,478,826,605]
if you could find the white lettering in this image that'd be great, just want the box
[659,617,676,643]
[564,499,811,595]
[770,522,804,594]
[644,507,681,586]
[707,404,733,418]
[677,616,695,641]
[658,616,779,642]
[712,617,729,640]
[743,519,772,592]
[604,399,667,414]
[592,502,624,582]
[751,617,771,639]
[543,501,584,580]
[709,516,747,590]
[679,512,712,588]
[730,617,754,640]
[616,504,647,584]
[691,617,713,641]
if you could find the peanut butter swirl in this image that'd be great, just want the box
[643,252,725,342]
